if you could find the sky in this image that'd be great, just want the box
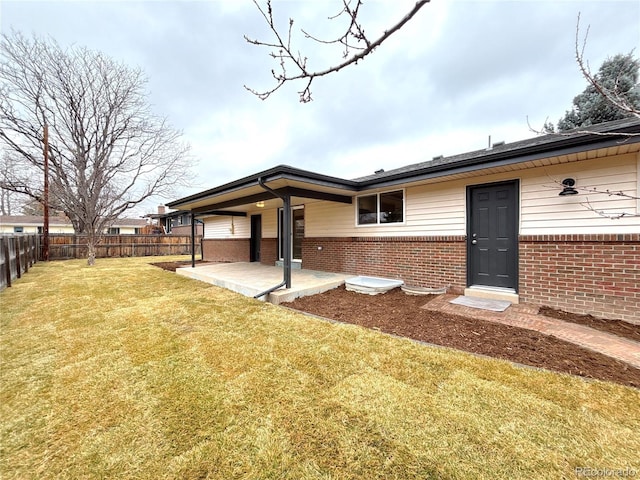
[1,0,639,214]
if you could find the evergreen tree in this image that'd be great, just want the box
[557,52,640,131]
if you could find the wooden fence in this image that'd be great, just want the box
[0,233,201,290]
[47,234,202,260]
[0,234,40,290]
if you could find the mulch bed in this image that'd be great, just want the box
[283,286,640,389]
[539,306,640,342]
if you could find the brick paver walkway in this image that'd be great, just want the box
[423,295,640,369]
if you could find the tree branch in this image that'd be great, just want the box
[575,12,640,119]
[545,175,640,219]
[245,0,430,102]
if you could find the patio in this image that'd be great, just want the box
[176,262,354,304]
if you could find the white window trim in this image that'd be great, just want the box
[355,188,406,227]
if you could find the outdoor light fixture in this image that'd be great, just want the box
[559,178,578,196]
[256,201,265,208]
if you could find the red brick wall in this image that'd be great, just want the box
[302,236,467,294]
[519,234,640,324]
[202,238,249,262]
[260,238,278,266]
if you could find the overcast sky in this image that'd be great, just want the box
[1,0,639,212]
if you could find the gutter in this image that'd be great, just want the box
[253,176,292,299]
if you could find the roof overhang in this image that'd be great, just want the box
[168,165,358,212]
[364,135,640,190]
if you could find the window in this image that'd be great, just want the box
[107,227,120,235]
[13,226,24,233]
[357,190,404,225]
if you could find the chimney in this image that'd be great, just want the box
[158,205,166,214]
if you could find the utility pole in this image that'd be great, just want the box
[42,123,49,261]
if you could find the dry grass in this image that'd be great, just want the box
[1,256,639,479]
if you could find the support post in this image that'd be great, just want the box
[191,212,196,268]
[282,194,292,288]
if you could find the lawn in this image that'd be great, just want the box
[1,257,639,479]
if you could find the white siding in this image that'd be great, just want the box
[260,208,278,238]
[202,152,639,239]
[0,225,36,234]
[0,224,74,234]
[203,215,250,238]
[306,182,468,237]
[202,209,279,239]
[520,153,639,234]
[405,183,466,235]
[305,201,354,237]
[306,152,639,237]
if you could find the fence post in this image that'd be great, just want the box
[1,237,10,288]
[23,236,29,274]
[15,237,22,279]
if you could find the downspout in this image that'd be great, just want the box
[254,176,292,299]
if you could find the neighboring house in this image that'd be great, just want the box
[0,215,75,234]
[146,206,204,236]
[0,215,149,235]
[104,218,149,235]
[167,118,640,323]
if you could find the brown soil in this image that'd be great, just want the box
[151,260,210,272]
[283,286,640,389]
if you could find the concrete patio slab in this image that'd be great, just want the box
[176,262,354,304]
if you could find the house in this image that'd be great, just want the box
[0,215,75,234]
[167,118,640,323]
[0,215,149,235]
[145,206,204,236]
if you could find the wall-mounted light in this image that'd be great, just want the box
[256,201,265,208]
[559,178,578,196]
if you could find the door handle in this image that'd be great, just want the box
[472,239,477,245]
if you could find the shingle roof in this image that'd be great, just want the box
[0,215,70,225]
[353,117,640,183]
[0,215,147,227]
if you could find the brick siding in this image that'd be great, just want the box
[202,238,249,262]
[519,234,640,324]
[203,233,639,323]
[260,238,278,266]
[302,236,467,294]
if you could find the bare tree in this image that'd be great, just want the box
[0,153,28,215]
[245,0,430,102]
[0,32,191,264]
